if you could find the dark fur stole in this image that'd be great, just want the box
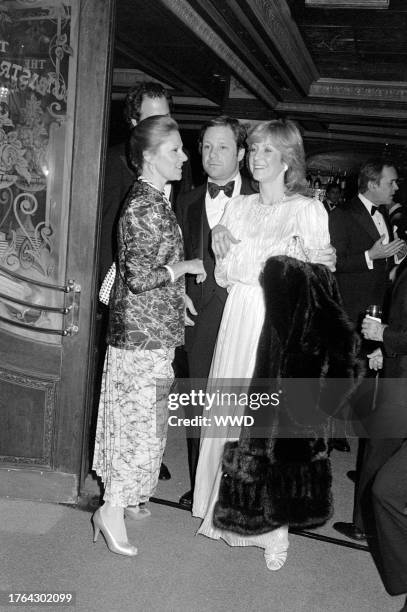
[213,256,363,534]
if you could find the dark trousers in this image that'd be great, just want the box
[353,438,401,532]
[371,439,407,595]
[348,365,380,528]
[185,294,225,491]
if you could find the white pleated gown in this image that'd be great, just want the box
[192,192,330,550]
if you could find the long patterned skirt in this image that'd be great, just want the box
[93,345,174,507]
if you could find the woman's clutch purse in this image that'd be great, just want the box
[285,235,310,262]
[99,262,116,305]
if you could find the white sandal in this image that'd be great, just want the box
[264,546,288,571]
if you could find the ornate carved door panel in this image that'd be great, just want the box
[0,0,114,502]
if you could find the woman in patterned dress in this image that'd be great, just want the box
[92,115,205,556]
[193,119,336,570]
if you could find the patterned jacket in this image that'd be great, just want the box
[107,180,185,350]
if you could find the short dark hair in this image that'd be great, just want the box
[325,182,341,195]
[198,115,247,152]
[358,158,396,193]
[123,81,173,126]
[129,115,179,176]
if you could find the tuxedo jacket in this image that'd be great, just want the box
[355,264,407,542]
[375,263,407,432]
[176,176,256,372]
[329,195,392,326]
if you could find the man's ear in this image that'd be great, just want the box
[237,147,245,163]
[367,179,378,192]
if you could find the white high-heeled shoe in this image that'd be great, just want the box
[92,508,138,557]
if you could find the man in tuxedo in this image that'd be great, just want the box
[357,261,407,606]
[323,182,342,213]
[176,116,256,508]
[329,159,403,327]
[329,158,405,540]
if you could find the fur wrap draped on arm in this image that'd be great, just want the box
[213,256,363,535]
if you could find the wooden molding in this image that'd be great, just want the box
[112,68,173,90]
[247,0,319,92]
[305,0,389,8]
[276,100,407,121]
[310,79,407,103]
[0,368,56,466]
[159,0,278,107]
[304,130,406,146]
[0,468,78,503]
[329,124,407,138]
[221,0,302,94]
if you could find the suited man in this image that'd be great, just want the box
[176,116,256,508]
[323,182,342,213]
[330,158,405,541]
[329,159,403,327]
[356,262,407,605]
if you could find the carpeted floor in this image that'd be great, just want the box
[0,429,404,612]
[0,498,403,612]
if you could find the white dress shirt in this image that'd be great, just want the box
[205,173,242,229]
[359,193,389,269]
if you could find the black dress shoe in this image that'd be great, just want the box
[347,470,356,483]
[333,522,368,541]
[159,463,171,480]
[179,490,193,509]
[329,438,351,452]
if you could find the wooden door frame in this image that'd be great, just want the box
[56,0,116,489]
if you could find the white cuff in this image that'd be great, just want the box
[365,250,373,270]
[164,265,175,282]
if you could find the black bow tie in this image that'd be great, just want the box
[207,181,235,199]
[371,206,380,216]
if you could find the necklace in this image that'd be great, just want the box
[258,193,286,207]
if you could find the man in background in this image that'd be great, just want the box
[323,182,342,213]
[100,81,192,282]
[329,158,406,541]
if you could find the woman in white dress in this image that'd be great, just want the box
[192,119,335,570]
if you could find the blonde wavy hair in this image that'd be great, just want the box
[247,119,307,195]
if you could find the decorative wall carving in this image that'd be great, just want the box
[305,0,389,7]
[310,79,407,103]
[277,101,407,121]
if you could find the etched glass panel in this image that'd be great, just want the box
[0,0,75,342]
